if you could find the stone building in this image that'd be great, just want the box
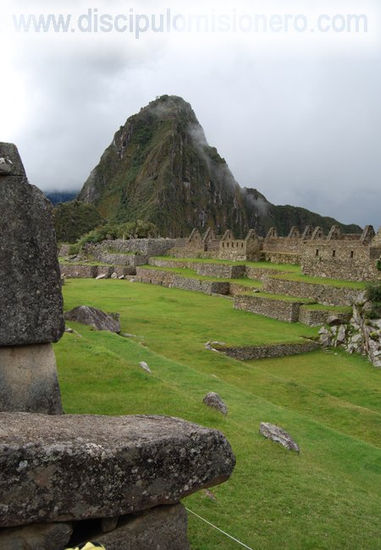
[301,225,381,282]
[177,224,381,282]
[218,229,262,261]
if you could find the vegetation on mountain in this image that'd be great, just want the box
[53,200,104,243]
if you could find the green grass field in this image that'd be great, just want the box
[56,279,381,549]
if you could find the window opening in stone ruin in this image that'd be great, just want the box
[332,250,336,257]
[316,249,319,257]
[350,251,354,258]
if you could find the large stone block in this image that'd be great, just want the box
[0,413,235,527]
[0,143,64,346]
[0,344,62,414]
[96,504,189,550]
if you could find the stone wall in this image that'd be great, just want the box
[197,263,246,279]
[60,264,98,278]
[263,277,365,306]
[301,240,380,282]
[135,268,230,295]
[215,341,320,360]
[234,295,303,322]
[264,251,301,265]
[298,307,351,327]
[245,266,289,281]
[88,238,182,258]
[60,264,136,278]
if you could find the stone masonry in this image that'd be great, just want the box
[0,142,64,414]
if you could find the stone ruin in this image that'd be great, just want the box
[0,143,235,549]
[167,225,381,282]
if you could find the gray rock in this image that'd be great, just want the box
[203,392,228,415]
[0,522,72,550]
[0,344,62,414]
[0,412,235,527]
[96,273,106,280]
[0,143,64,346]
[139,361,151,373]
[336,324,347,344]
[64,306,120,333]
[96,504,189,550]
[259,422,300,452]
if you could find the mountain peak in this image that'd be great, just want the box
[78,97,360,237]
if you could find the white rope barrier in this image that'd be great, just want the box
[186,507,255,550]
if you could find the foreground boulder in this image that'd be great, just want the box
[64,306,121,333]
[0,413,235,527]
[0,143,64,346]
[259,422,300,453]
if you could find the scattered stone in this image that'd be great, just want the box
[139,361,151,373]
[118,275,125,280]
[203,392,228,415]
[203,489,217,501]
[96,504,189,550]
[121,333,136,338]
[96,273,106,280]
[0,522,72,550]
[204,341,226,352]
[64,306,121,333]
[0,412,235,527]
[259,422,300,453]
[0,142,64,346]
[0,344,62,415]
[65,327,74,334]
[111,272,118,279]
[336,324,347,344]
[101,516,119,534]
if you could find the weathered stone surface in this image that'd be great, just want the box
[0,143,64,346]
[0,413,235,527]
[96,504,189,550]
[259,422,300,452]
[0,522,72,550]
[203,392,228,415]
[64,306,120,333]
[0,143,25,176]
[0,344,62,414]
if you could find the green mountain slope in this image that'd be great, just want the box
[78,95,360,237]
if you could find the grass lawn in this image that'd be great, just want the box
[56,279,381,549]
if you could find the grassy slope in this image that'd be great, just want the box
[56,279,381,549]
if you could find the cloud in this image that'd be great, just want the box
[1,0,380,229]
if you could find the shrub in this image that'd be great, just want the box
[77,220,159,249]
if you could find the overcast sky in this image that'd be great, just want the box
[1,0,380,228]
